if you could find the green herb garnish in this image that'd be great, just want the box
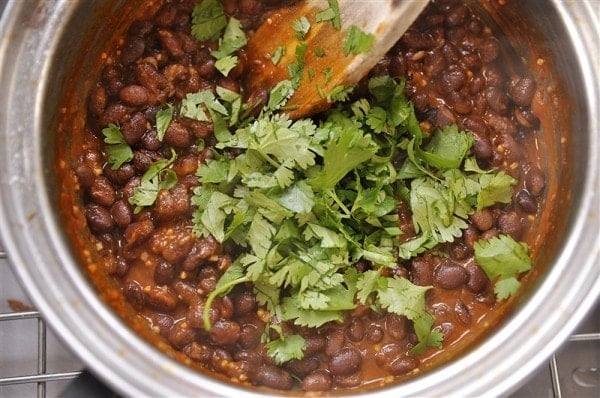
[316,0,341,29]
[343,25,375,56]
[474,235,532,300]
[102,123,133,170]
[191,0,227,41]
[129,148,178,214]
[156,104,174,141]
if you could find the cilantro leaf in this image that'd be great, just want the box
[191,0,227,41]
[292,16,311,40]
[214,55,238,77]
[211,17,247,59]
[307,112,377,190]
[271,45,286,65]
[266,333,306,365]
[128,149,178,213]
[343,25,375,56]
[316,0,341,29]
[476,172,517,210]
[155,104,174,141]
[102,123,133,170]
[474,234,532,300]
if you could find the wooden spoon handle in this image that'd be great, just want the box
[244,0,429,119]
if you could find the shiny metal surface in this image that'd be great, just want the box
[0,1,598,397]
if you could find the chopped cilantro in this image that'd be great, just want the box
[264,325,306,365]
[191,0,227,41]
[314,46,325,57]
[102,123,133,170]
[191,73,532,364]
[271,45,286,65]
[292,16,311,40]
[211,17,247,60]
[129,149,178,213]
[343,25,375,56]
[474,235,532,300]
[214,55,238,76]
[316,0,341,29]
[155,104,174,141]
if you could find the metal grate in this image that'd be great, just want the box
[0,241,598,397]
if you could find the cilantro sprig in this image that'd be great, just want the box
[129,148,178,213]
[102,123,133,170]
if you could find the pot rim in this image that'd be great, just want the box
[0,1,598,396]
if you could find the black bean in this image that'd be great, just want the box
[478,37,500,63]
[153,184,190,221]
[103,163,135,186]
[285,357,319,378]
[447,90,472,114]
[253,365,293,390]
[445,4,468,27]
[123,219,154,246]
[239,0,263,15]
[154,259,176,286]
[525,164,546,196]
[480,228,500,240]
[366,324,384,343]
[484,87,510,115]
[123,280,145,309]
[168,321,198,349]
[325,329,345,357]
[388,356,419,376]
[89,176,116,207]
[209,319,241,346]
[109,255,130,277]
[329,347,362,376]
[158,29,184,58]
[346,318,365,342]
[471,209,494,232]
[121,112,147,145]
[385,313,408,341]
[74,164,96,189]
[110,199,132,228]
[497,211,524,240]
[85,203,114,232]
[145,286,178,312]
[164,121,193,148]
[410,256,434,286]
[454,299,472,326]
[119,85,150,107]
[153,313,174,338]
[238,322,263,350]
[510,76,536,107]
[375,343,403,367]
[303,369,333,392]
[140,129,162,151]
[121,35,145,65]
[466,264,489,293]
[516,189,538,214]
[183,342,213,363]
[333,373,361,388]
[303,335,326,357]
[441,67,468,92]
[233,290,257,316]
[89,86,107,117]
[433,259,469,289]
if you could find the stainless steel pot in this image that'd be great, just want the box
[0,1,598,396]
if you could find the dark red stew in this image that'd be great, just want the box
[57,0,550,392]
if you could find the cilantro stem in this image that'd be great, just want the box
[325,189,351,217]
[203,275,250,331]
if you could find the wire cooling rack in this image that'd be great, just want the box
[0,241,598,397]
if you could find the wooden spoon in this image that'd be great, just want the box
[244,0,430,119]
